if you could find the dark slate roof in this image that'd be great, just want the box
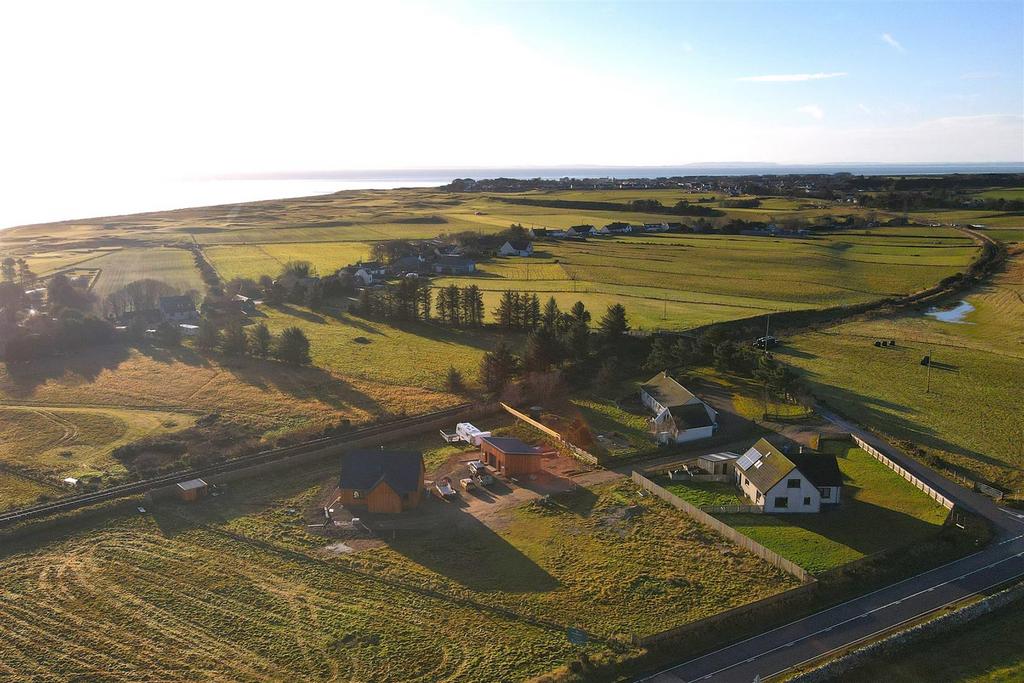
[668,402,715,429]
[790,453,843,488]
[339,450,423,495]
[507,239,533,251]
[569,225,593,233]
[158,295,196,313]
[737,438,797,493]
[435,255,475,267]
[481,436,545,456]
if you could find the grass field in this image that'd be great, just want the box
[205,242,376,281]
[0,405,195,483]
[0,472,799,681]
[839,598,1024,682]
[778,253,1024,488]
[87,247,205,301]
[0,470,60,509]
[720,443,949,573]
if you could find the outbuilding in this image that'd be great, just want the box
[176,478,208,502]
[479,436,551,477]
[697,451,740,475]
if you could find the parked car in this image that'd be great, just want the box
[753,335,780,349]
[435,477,457,500]
[459,477,477,491]
[467,460,494,485]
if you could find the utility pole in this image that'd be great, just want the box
[925,348,933,394]
[764,313,771,357]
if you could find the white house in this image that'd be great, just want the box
[499,240,534,257]
[566,225,594,238]
[639,371,718,444]
[643,222,671,233]
[734,438,842,513]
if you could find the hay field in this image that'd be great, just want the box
[87,247,205,300]
[205,242,375,281]
[0,475,797,682]
[779,253,1024,487]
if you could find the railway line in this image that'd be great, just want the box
[0,403,474,528]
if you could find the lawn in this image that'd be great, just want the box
[657,477,748,508]
[204,241,377,281]
[571,397,655,459]
[0,472,800,681]
[778,253,1024,488]
[719,442,950,573]
[839,600,1024,682]
[0,470,60,510]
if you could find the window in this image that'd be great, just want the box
[743,477,749,486]
[774,497,788,509]
[756,491,762,502]
[819,487,831,499]
[803,497,811,506]
[787,478,801,489]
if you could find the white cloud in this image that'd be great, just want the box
[796,104,825,120]
[858,103,873,115]
[736,72,847,83]
[881,33,905,51]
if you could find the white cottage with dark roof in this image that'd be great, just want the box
[639,371,718,444]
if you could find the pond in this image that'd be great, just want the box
[925,300,975,323]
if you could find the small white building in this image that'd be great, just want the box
[440,422,493,446]
[639,371,718,444]
[734,438,842,513]
[697,451,740,475]
[498,240,534,257]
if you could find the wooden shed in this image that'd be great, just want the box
[176,478,208,502]
[338,450,424,514]
[479,436,551,477]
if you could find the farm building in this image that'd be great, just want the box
[176,478,208,502]
[566,225,594,238]
[697,451,740,475]
[498,240,534,257]
[479,436,552,477]
[338,450,425,514]
[432,255,477,275]
[640,371,718,444]
[734,438,841,513]
[158,295,198,323]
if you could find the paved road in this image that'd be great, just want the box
[641,410,1024,683]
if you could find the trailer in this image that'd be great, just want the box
[455,422,491,446]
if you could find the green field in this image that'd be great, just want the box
[839,599,1024,682]
[779,254,1024,488]
[0,472,798,681]
[658,478,748,508]
[205,242,377,281]
[720,443,950,573]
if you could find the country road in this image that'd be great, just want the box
[640,408,1024,683]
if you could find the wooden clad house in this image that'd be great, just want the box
[338,450,425,514]
[479,436,551,477]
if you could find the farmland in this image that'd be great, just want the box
[719,442,950,573]
[0,472,799,681]
[778,252,1024,488]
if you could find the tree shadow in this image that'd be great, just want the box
[134,343,214,368]
[382,504,561,593]
[0,343,133,397]
[268,302,326,324]
[219,356,382,414]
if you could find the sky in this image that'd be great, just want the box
[0,0,1021,187]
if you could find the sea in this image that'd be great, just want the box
[3,163,1022,231]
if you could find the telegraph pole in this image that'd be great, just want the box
[925,348,933,394]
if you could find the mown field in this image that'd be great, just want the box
[720,443,950,573]
[87,247,206,301]
[0,472,798,681]
[779,253,1024,488]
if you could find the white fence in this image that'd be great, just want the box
[851,435,956,511]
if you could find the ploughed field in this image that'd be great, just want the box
[0,473,799,682]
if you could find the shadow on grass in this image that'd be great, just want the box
[219,355,382,414]
[383,504,561,593]
[1,343,134,397]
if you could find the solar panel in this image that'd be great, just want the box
[736,448,762,471]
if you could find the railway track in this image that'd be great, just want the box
[0,403,474,529]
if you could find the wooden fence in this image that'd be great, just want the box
[849,434,956,511]
[703,504,764,514]
[499,402,601,467]
[666,471,732,483]
[632,471,812,582]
